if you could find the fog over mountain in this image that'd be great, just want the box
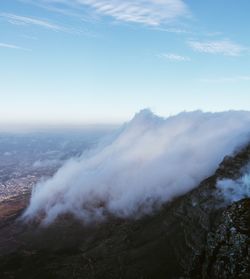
[23,109,250,225]
[217,170,250,203]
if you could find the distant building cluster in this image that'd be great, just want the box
[0,131,106,203]
[0,175,37,202]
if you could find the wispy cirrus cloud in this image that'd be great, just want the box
[200,75,250,83]
[159,53,190,62]
[23,0,190,26]
[153,26,191,34]
[83,0,189,25]
[188,39,247,56]
[1,12,99,36]
[0,12,68,32]
[0,42,30,51]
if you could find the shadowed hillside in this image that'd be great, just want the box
[0,144,249,279]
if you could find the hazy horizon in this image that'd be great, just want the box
[0,122,120,133]
[2,108,250,133]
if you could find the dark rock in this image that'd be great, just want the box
[199,199,250,279]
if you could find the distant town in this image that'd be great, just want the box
[0,130,110,202]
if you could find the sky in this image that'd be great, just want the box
[0,0,250,126]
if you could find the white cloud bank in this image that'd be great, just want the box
[23,110,250,225]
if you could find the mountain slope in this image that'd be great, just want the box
[0,144,250,279]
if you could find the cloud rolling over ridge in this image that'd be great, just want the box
[23,109,250,224]
[217,171,250,203]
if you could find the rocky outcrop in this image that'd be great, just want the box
[0,144,249,279]
[199,198,250,279]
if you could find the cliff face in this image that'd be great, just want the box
[0,144,249,279]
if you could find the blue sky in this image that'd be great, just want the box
[1,0,250,125]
